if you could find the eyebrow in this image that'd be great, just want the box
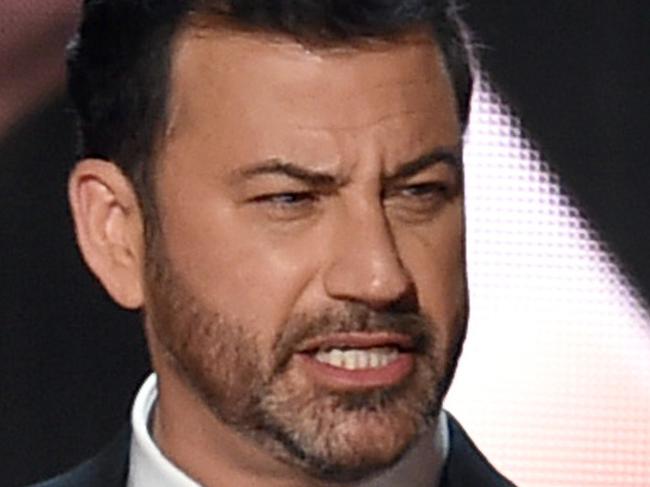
[231,159,342,188]
[231,146,461,187]
[383,147,462,183]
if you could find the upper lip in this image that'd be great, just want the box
[297,332,414,353]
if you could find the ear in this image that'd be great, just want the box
[68,159,146,309]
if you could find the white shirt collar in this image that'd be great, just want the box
[128,374,448,487]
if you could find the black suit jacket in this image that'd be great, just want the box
[29,415,515,487]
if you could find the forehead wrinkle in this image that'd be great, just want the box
[294,109,441,133]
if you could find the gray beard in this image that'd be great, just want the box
[144,240,468,482]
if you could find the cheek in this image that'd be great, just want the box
[398,206,465,335]
[157,191,323,342]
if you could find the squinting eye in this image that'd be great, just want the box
[399,182,449,198]
[248,192,322,222]
[253,192,316,206]
[248,191,321,222]
[383,181,453,222]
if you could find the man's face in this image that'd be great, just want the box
[145,25,467,481]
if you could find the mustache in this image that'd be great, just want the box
[270,303,434,374]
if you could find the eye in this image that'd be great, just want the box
[252,191,317,206]
[390,182,451,203]
[384,181,454,222]
[399,182,449,198]
[247,191,321,222]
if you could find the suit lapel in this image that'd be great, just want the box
[439,413,516,487]
[34,427,131,487]
[80,426,131,487]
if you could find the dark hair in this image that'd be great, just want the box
[67,0,472,207]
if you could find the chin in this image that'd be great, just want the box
[313,414,423,482]
[257,414,423,483]
[256,374,437,483]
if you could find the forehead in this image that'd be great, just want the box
[164,23,459,168]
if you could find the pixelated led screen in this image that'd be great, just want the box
[443,71,650,486]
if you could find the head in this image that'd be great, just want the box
[67,0,472,483]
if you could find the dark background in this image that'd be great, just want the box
[1,2,648,486]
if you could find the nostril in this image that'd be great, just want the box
[385,289,420,314]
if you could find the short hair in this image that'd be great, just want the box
[67,0,473,205]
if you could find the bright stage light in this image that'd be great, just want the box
[444,71,650,487]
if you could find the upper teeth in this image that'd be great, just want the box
[314,347,400,370]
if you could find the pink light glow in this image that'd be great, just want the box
[444,72,650,487]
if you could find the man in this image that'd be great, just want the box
[31,0,514,486]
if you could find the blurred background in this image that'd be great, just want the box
[1,1,648,486]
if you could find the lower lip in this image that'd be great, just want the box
[296,352,414,391]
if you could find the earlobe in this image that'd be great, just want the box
[68,159,145,309]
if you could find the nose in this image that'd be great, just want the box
[323,205,416,311]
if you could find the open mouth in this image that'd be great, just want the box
[313,346,402,370]
[295,332,416,390]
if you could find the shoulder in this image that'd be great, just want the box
[441,413,517,487]
[27,427,131,487]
